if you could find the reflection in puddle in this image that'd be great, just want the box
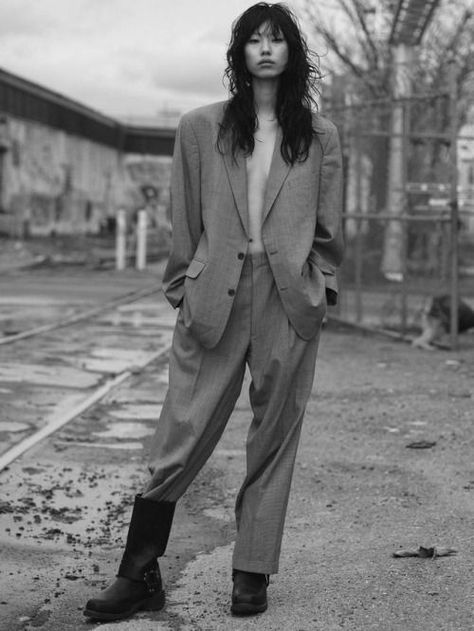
[0,363,100,388]
[93,422,154,439]
[110,404,162,420]
[56,440,144,450]
[0,421,30,433]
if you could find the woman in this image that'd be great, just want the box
[84,1,343,620]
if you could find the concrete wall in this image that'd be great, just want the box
[0,116,127,236]
[0,115,171,237]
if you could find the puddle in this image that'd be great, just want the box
[107,312,160,328]
[99,305,177,330]
[117,304,160,313]
[157,369,169,385]
[56,440,144,450]
[76,348,158,374]
[0,364,100,388]
[93,422,154,440]
[92,348,155,361]
[0,421,30,433]
[110,404,162,420]
[0,297,65,305]
[97,619,173,630]
[79,358,136,373]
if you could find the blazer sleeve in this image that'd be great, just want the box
[162,116,203,308]
[308,123,345,305]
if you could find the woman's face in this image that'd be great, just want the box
[244,21,289,80]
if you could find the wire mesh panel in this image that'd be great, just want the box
[326,71,474,346]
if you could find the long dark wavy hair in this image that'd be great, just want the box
[217,2,321,165]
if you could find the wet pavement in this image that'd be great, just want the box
[0,263,175,462]
[1,255,474,630]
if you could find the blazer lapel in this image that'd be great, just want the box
[221,127,291,232]
[262,127,290,224]
[222,149,249,237]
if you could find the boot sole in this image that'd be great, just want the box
[83,589,165,621]
[231,601,268,616]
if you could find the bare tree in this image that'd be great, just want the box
[300,0,393,98]
[301,0,473,116]
[299,0,474,275]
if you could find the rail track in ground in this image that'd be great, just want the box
[0,267,234,631]
[0,280,175,471]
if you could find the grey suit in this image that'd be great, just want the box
[145,101,344,574]
[162,101,343,349]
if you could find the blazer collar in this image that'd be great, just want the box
[222,127,291,234]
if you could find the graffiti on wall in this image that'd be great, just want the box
[1,117,130,235]
[124,155,172,239]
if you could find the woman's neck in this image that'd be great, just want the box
[252,77,278,121]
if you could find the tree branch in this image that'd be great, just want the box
[352,0,380,65]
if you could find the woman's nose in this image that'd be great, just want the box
[260,37,271,53]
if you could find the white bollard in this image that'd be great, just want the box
[116,208,127,270]
[136,209,147,270]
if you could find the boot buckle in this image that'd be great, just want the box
[143,569,159,593]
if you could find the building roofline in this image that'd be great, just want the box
[0,67,177,155]
[0,66,118,128]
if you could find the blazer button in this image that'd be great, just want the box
[237,252,244,260]
[228,289,235,296]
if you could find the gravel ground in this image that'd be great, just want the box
[1,243,474,630]
[1,321,474,630]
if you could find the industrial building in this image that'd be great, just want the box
[0,67,175,237]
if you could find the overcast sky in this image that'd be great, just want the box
[0,0,317,121]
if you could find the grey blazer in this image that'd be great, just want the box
[163,101,344,349]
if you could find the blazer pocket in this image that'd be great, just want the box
[185,258,206,279]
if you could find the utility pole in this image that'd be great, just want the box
[381,43,412,281]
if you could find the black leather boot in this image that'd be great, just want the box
[83,495,175,621]
[231,570,269,615]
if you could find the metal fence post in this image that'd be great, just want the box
[355,129,363,323]
[400,99,410,333]
[448,59,459,350]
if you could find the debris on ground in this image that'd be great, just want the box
[406,440,437,449]
[392,546,457,559]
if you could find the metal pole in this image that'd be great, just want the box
[336,130,350,318]
[382,43,412,279]
[115,208,127,270]
[448,59,459,349]
[136,208,147,270]
[355,131,363,323]
[400,100,410,333]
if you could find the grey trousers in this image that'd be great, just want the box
[144,252,320,574]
